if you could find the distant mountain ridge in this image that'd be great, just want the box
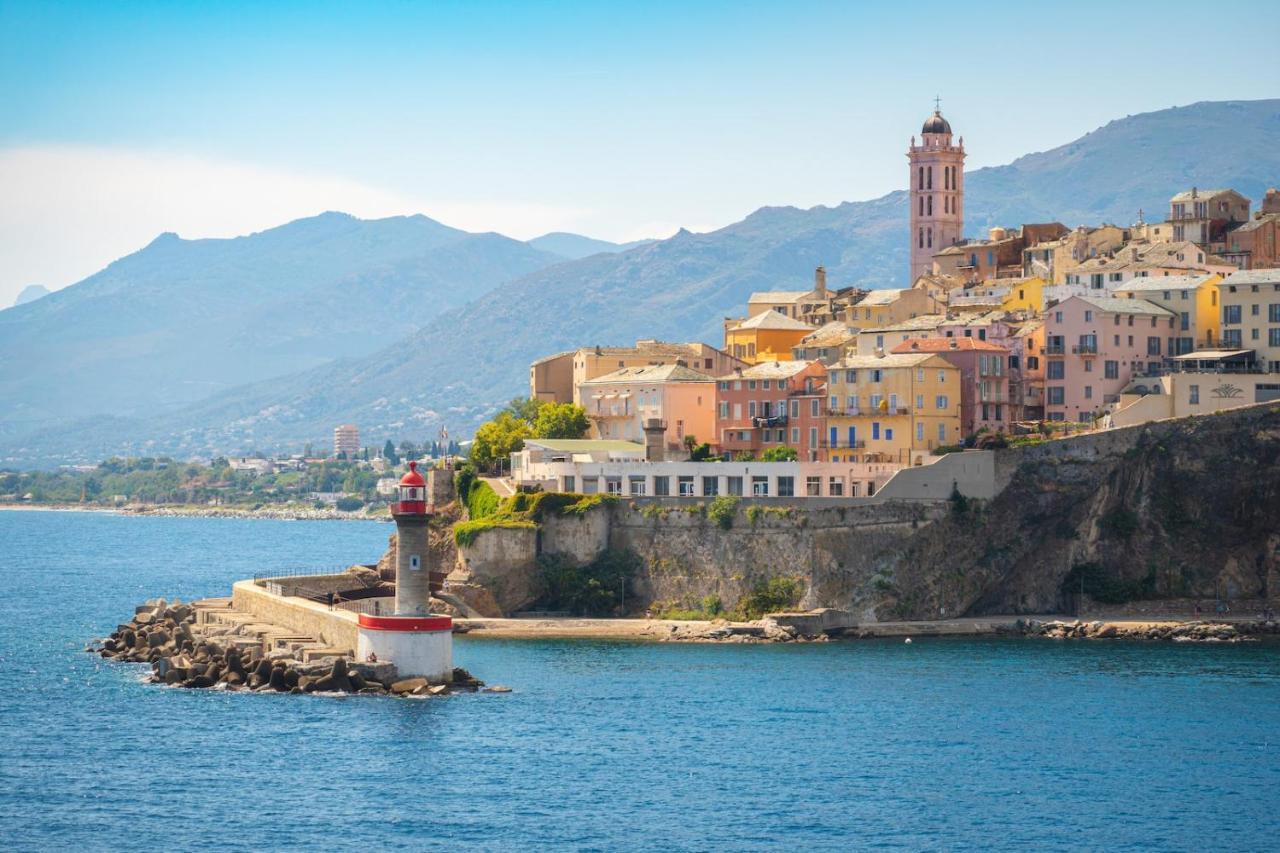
[12,285,49,307]
[3,99,1278,467]
[0,211,562,442]
[528,232,656,259]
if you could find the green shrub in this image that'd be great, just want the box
[334,496,364,512]
[1063,561,1156,604]
[689,443,713,462]
[707,495,739,530]
[453,517,537,547]
[934,445,965,455]
[537,549,639,616]
[760,445,798,462]
[949,483,969,516]
[466,480,501,519]
[733,576,802,619]
[745,505,762,525]
[453,464,477,504]
[701,594,723,616]
[1100,507,1139,539]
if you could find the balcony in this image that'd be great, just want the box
[751,413,789,428]
[819,439,866,449]
[826,407,862,417]
[588,410,631,420]
[1044,344,1065,355]
[1072,344,1098,356]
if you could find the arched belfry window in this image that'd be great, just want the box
[927,228,933,248]
[927,167,933,190]
[919,197,924,216]
[918,166,924,190]
[918,228,924,249]
[927,196,933,216]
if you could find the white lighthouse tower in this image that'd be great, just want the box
[355,460,454,680]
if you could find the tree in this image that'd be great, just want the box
[504,396,545,423]
[760,446,798,462]
[382,440,399,465]
[532,403,589,439]
[470,412,532,469]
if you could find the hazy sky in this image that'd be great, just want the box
[2,0,1277,305]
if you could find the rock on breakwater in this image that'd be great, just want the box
[89,598,496,697]
[1007,618,1280,642]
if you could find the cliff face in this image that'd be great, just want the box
[421,405,1280,620]
[889,404,1280,619]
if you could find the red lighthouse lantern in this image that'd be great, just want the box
[394,460,427,515]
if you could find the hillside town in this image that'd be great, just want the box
[510,108,1280,500]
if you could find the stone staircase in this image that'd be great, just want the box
[192,597,354,661]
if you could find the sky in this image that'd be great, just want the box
[1,0,1277,306]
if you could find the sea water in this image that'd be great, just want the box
[1,509,1278,851]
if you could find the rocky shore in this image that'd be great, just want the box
[648,619,832,644]
[90,598,504,697]
[1006,618,1280,642]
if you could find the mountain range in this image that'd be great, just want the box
[2,99,1278,467]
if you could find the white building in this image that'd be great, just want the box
[510,438,903,499]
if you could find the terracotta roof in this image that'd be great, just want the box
[891,338,1009,354]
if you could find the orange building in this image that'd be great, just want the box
[724,311,812,364]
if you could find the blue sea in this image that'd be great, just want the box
[1,509,1278,851]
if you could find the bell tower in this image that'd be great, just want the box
[907,101,966,281]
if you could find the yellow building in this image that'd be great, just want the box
[947,276,1045,313]
[724,310,813,364]
[1218,268,1280,371]
[823,353,962,465]
[1115,273,1222,355]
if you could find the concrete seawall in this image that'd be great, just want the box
[231,580,358,652]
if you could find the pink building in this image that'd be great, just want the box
[891,337,1011,435]
[578,363,716,451]
[714,360,827,461]
[1043,295,1175,422]
[936,311,1040,421]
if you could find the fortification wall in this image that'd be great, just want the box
[231,580,359,651]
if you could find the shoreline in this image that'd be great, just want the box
[0,502,389,522]
[454,614,1280,643]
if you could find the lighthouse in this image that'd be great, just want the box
[355,460,454,680]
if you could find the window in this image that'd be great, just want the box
[916,422,924,441]
[777,477,795,498]
[628,476,645,496]
[653,476,670,496]
[791,427,800,444]
[727,477,743,496]
[1047,387,1064,405]
[917,368,925,381]
[733,403,742,420]
[938,423,947,442]
[1104,360,1119,379]
[915,394,924,410]
[1147,337,1161,356]
[870,394,883,410]
[935,395,949,409]
[582,476,599,494]
[1189,384,1199,405]
[1224,305,1242,325]
[790,400,799,418]
[1084,310,1093,322]
[806,476,821,497]
[885,428,894,441]
[828,478,844,497]
[606,478,623,496]
[718,401,729,419]
[1084,386,1093,400]
[809,427,817,448]
[562,476,576,493]
[678,476,695,497]
[747,380,756,390]
[1180,312,1190,331]
[1027,356,1039,370]
[751,476,769,497]
[702,476,719,497]
[872,422,881,440]
[1223,329,1243,348]
[1270,329,1280,347]
[1054,311,1063,323]
[748,401,756,418]
[810,399,819,417]
[938,370,947,382]
[1047,361,1064,380]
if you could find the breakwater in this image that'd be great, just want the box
[90,595,493,697]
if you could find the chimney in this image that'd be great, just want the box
[642,419,667,462]
[815,265,827,296]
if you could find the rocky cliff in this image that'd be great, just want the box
[401,404,1280,621]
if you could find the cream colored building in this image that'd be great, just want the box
[746,266,834,325]
[847,288,938,328]
[1022,225,1128,284]
[853,314,950,356]
[1111,371,1280,428]
[529,340,744,405]
[823,352,963,464]
[791,321,859,364]
[1218,268,1280,371]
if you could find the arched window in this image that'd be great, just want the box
[927,196,933,216]
[918,166,923,190]
[918,228,924,249]
[927,167,933,190]
[919,196,924,216]
[944,167,949,191]
[927,228,933,248]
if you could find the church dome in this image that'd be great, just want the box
[922,111,951,135]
